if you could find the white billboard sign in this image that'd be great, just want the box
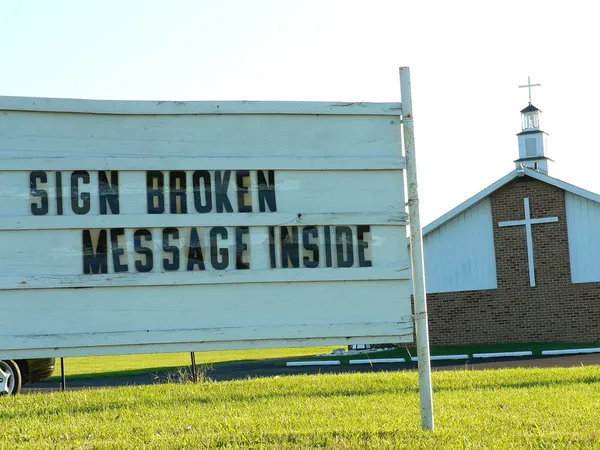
[0,96,413,359]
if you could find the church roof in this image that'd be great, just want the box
[520,104,540,113]
[516,129,548,136]
[423,168,600,236]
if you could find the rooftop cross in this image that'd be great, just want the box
[518,76,541,104]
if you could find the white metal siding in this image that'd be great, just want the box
[565,192,600,283]
[423,198,497,293]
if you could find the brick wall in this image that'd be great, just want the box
[426,175,600,345]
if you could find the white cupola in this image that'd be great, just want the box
[515,77,552,174]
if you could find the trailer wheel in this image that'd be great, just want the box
[0,360,22,396]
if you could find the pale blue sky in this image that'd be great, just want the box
[2,0,599,225]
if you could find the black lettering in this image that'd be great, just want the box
[162,227,180,271]
[324,225,333,267]
[268,226,276,268]
[55,171,63,215]
[134,229,153,273]
[169,171,187,214]
[258,170,277,212]
[187,228,205,271]
[147,171,165,214]
[236,170,252,213]
[210,227,229,270]
[336,226,354,268]
[281,226,299,268]
[357,225,372,268]
[236,226,250,270]
[82,229,108,274]
[29,171,48,216]
[302,226,319,268]
[110,228,128,273]
[215,171,233,213]
[70,170,91,215]
[99,171,120,215]
[193,170,212,213]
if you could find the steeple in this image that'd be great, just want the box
[515,76,551,174]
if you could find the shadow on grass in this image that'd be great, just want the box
[46,357,283,382]
[47,365,191,382]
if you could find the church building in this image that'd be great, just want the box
[422,78,600,345]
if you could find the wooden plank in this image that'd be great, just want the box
[0,112,401,160]
[0,335,413,360]
[0,96,403,116]
[0,170,406,218]
[1,322,413,353]
[0,279,414,358]
[0,212,407,231]
[0,156,406,171]
[0,225,409,279]
[0,265,411,290]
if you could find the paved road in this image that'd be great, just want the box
[22,353,600,394]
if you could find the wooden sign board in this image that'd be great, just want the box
[0,98,413,359]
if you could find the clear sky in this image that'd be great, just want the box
[1,0,599,225]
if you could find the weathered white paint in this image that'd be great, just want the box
[400,66,434,432]
[423,198,497,293]
[349,358,405,364]
[0,170,406,218]
[0,156,406,172]
[472,351,532,358]
[0,96,402,115]
[0,95,413,360]
[0,110,401,160]
[0,280,413,359]
[0,225,408,280]
[498,197,558,287]
[565,192,600,283]
[0,212,407,231]
[541,348,600,356]
[0,266,411,290]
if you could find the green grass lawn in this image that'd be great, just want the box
[49,346,339,381]
[3,366,600,448]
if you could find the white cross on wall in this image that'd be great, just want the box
[498,197,558,287]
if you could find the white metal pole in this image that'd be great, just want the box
[399,66,434,431]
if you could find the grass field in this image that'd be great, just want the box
[3,366,600,448]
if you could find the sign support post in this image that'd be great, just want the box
[400,66,434,431]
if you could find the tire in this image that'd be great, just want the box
[0,360,22,396]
